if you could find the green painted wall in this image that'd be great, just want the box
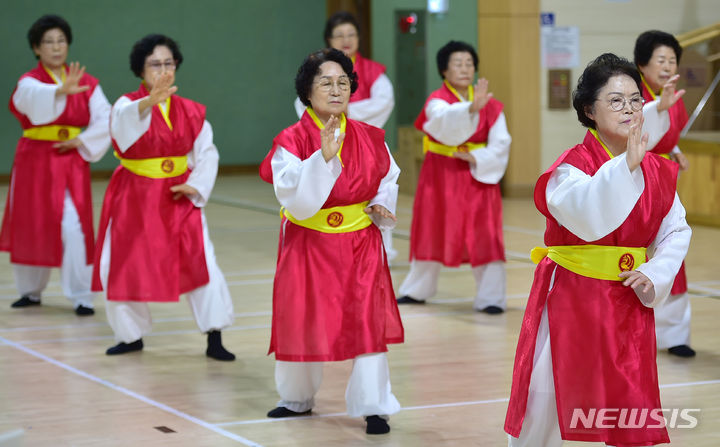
[0,0,326,174]
[371,0,478,149]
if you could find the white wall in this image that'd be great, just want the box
[539,0,719,171]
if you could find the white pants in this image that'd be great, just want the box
[398,259,506,309]
[654,292,691,349]
[101,212,234,343]
[508,305,563,447]
[381,228,397,264]
[275,352,401,418]
[12,190,94,309]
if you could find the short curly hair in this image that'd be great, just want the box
[295,48,358,106]
[129,34,183,78]
[572,53,642,129]
[324,11,360,47]
[436,40,478,78]
[28,15,72,58]
[634,30,682,67]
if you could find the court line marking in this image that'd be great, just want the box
[216,397,512,427]
[0,334,263,447]
[0,311,272,333]
[1,304,525,345]
[216,378,720,427]
[208,196,547,242]
[2,287,715,338]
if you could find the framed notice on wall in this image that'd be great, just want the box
[548,69,571,109]
[542,26,579,69]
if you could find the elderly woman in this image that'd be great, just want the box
[635,30,695,358]
[397,40,512,313]
[91,34,235,361]
[294,11,397,261]
[293,11,394,128]
[1,14,111,316]
[504,53,691,447]
[260,48,403,435]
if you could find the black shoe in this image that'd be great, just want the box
[267,407,312,418]
[396,295,425,305]
[479,305,504,314]
[206,330,235,361]
[668,345,696,357]
[75,305,95,316]
[11,296,41,308]
[365,415,390,434]
[106,339,143,355]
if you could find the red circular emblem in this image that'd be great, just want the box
[57,128,69,140]
[161,159,175,173]
[618,253,635,272]
[326,212,344,227]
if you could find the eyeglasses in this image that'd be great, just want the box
[314,77,351,92]
[145,61,177,71]
[40,39,67,46]
[603,95,645,112]
[330,32,358,41]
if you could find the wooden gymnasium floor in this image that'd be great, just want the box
[0,174,718,447]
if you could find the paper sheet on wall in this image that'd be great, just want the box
[542,26,580,69]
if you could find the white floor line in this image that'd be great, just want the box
[687,284,720,296]
[4,302,529,344]
[226,279,274,286]
[659,379,720,389]
[216,379,720,428]
[0,335,263,447]
[502,225,545,237]
[15,323,272,346]
[0,311,272,333]
[216,397,511,427]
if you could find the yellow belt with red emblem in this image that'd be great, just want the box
[283,201,372,234]
[114,151,188,178]
[423,136,486,157]
[530,244,647,281]
[23,125,82,141]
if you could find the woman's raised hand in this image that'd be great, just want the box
[626,113,649,172]
[657,74,686,112]
[56,62,90,96]
[148,72,178,106]
[469,78,493,114]
[320,115,345,162]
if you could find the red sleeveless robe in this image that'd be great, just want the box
[505,131,677,446]
[409,83,505,266]
[641,82,689,295]
[350,53,385,102]
[259,112,404,361]
[91,84,208,302]
[1,62,97,266]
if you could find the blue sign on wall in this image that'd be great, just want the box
[540,12,555,26]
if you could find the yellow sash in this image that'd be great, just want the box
[423,135,486,157]
[531,244,646,281]
[283,201,372,234]
[114,151,188,178]
[658,153,671,160]
[23,125,82,141]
